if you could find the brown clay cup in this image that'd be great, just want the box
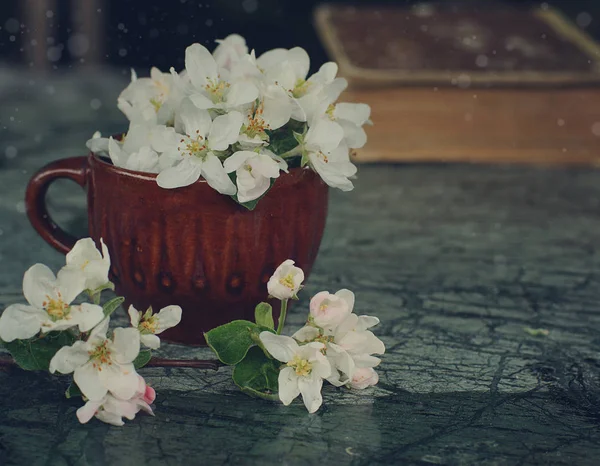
[25,153,329,345]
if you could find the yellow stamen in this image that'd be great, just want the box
[88,341,112,370]
[279,274,295,290]
[287,355,312,377]
[44,295,70,321]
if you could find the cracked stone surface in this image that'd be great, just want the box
[1,70,600,465]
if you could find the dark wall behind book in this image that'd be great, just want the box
[0,0,599,73]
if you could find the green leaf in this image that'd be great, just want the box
[266,123,304,155]
[204,320,260,365]
[232,346,280,399]
[254,302,274,330]
[102,296,125,318]
[65,382,82,399]
[133,350,152,369]
[3,331,77,372]
[88,281,115,295]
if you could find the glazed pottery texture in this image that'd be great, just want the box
[25,154,329,345]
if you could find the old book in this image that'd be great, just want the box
[315,3,600,164]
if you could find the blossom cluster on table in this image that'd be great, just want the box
[87,34,371,208]
[205,259,386,413]
[0,239,385,423]
[0,238,181,426]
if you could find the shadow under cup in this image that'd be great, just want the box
[25,153,329,345]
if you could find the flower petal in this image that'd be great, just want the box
[224,81,259,108]
[75,303,105,332]
[188,93,215,110]
[262,87,292,130]
[100,363,139,400]
[297,375,324,413]
[305,118,344,153]
[55,269,86,304]
[208,111,244,151]
[201,154,237,195]
[292,325,320,343]
[287,47,310,80]
[88,317,110,344]
[125,147,160,173]
[156,160,202,189]
[128,305,140,327]
[352,354,381,369]
[335,103,371,126]
[237,174,270,203]
[22,263,56,308]
[77,399,104,424]
[75,363,108,401]
[357,315,380,331]
[257,48,288,70]
[185,43,218,90]
[108,137,125,167]
[180,100,212,138]
[141,333,161,349]
[259,332,299,363]
[277,366,300,406]
[66,238,102,266]
[49,341,90,374]
[223,151,253,173]
[112,328,141,364]
[155,305,183,334]
[338,120,367,149]
[0,304,44,342]
[150,125,179,153]
[334,289,355,314]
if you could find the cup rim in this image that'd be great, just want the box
[90,151,164,182]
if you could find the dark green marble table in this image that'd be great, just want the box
[1,69,600,465]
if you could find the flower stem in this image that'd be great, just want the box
[279,145,302,159]
[276,299,288,335]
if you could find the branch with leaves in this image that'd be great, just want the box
[0,238,182,426]
[205,260,386,413]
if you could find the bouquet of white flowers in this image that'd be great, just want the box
[87,34,371,209]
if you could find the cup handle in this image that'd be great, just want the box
[25,156,89,255]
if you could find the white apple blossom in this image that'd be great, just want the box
[58,238,111,291]
[237,88,292,148]
[108,124,160,173]
[309,289,353,330]
[152,100,242,193]
[332,313,385,369]
[85,36,370,204]
[293,289,384,388]
[77,375,156,426]
[348,367,379,390]
[49,318,141,401]
[224,149,287,203]
[185,43,258,111]
[259,332,331,413]
[314,78,371,149]
[328,102,371,149]
[303,117,357,191]
[267,259,304,300]
[118,67,184,126]
[259,47,342,122]
[128,304,182,349]
[213,34,248,71]
[0,264,103,342]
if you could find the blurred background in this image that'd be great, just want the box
[2,0,600,167]
[0,0,597,75]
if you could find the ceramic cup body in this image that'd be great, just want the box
[25,153,329,345]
